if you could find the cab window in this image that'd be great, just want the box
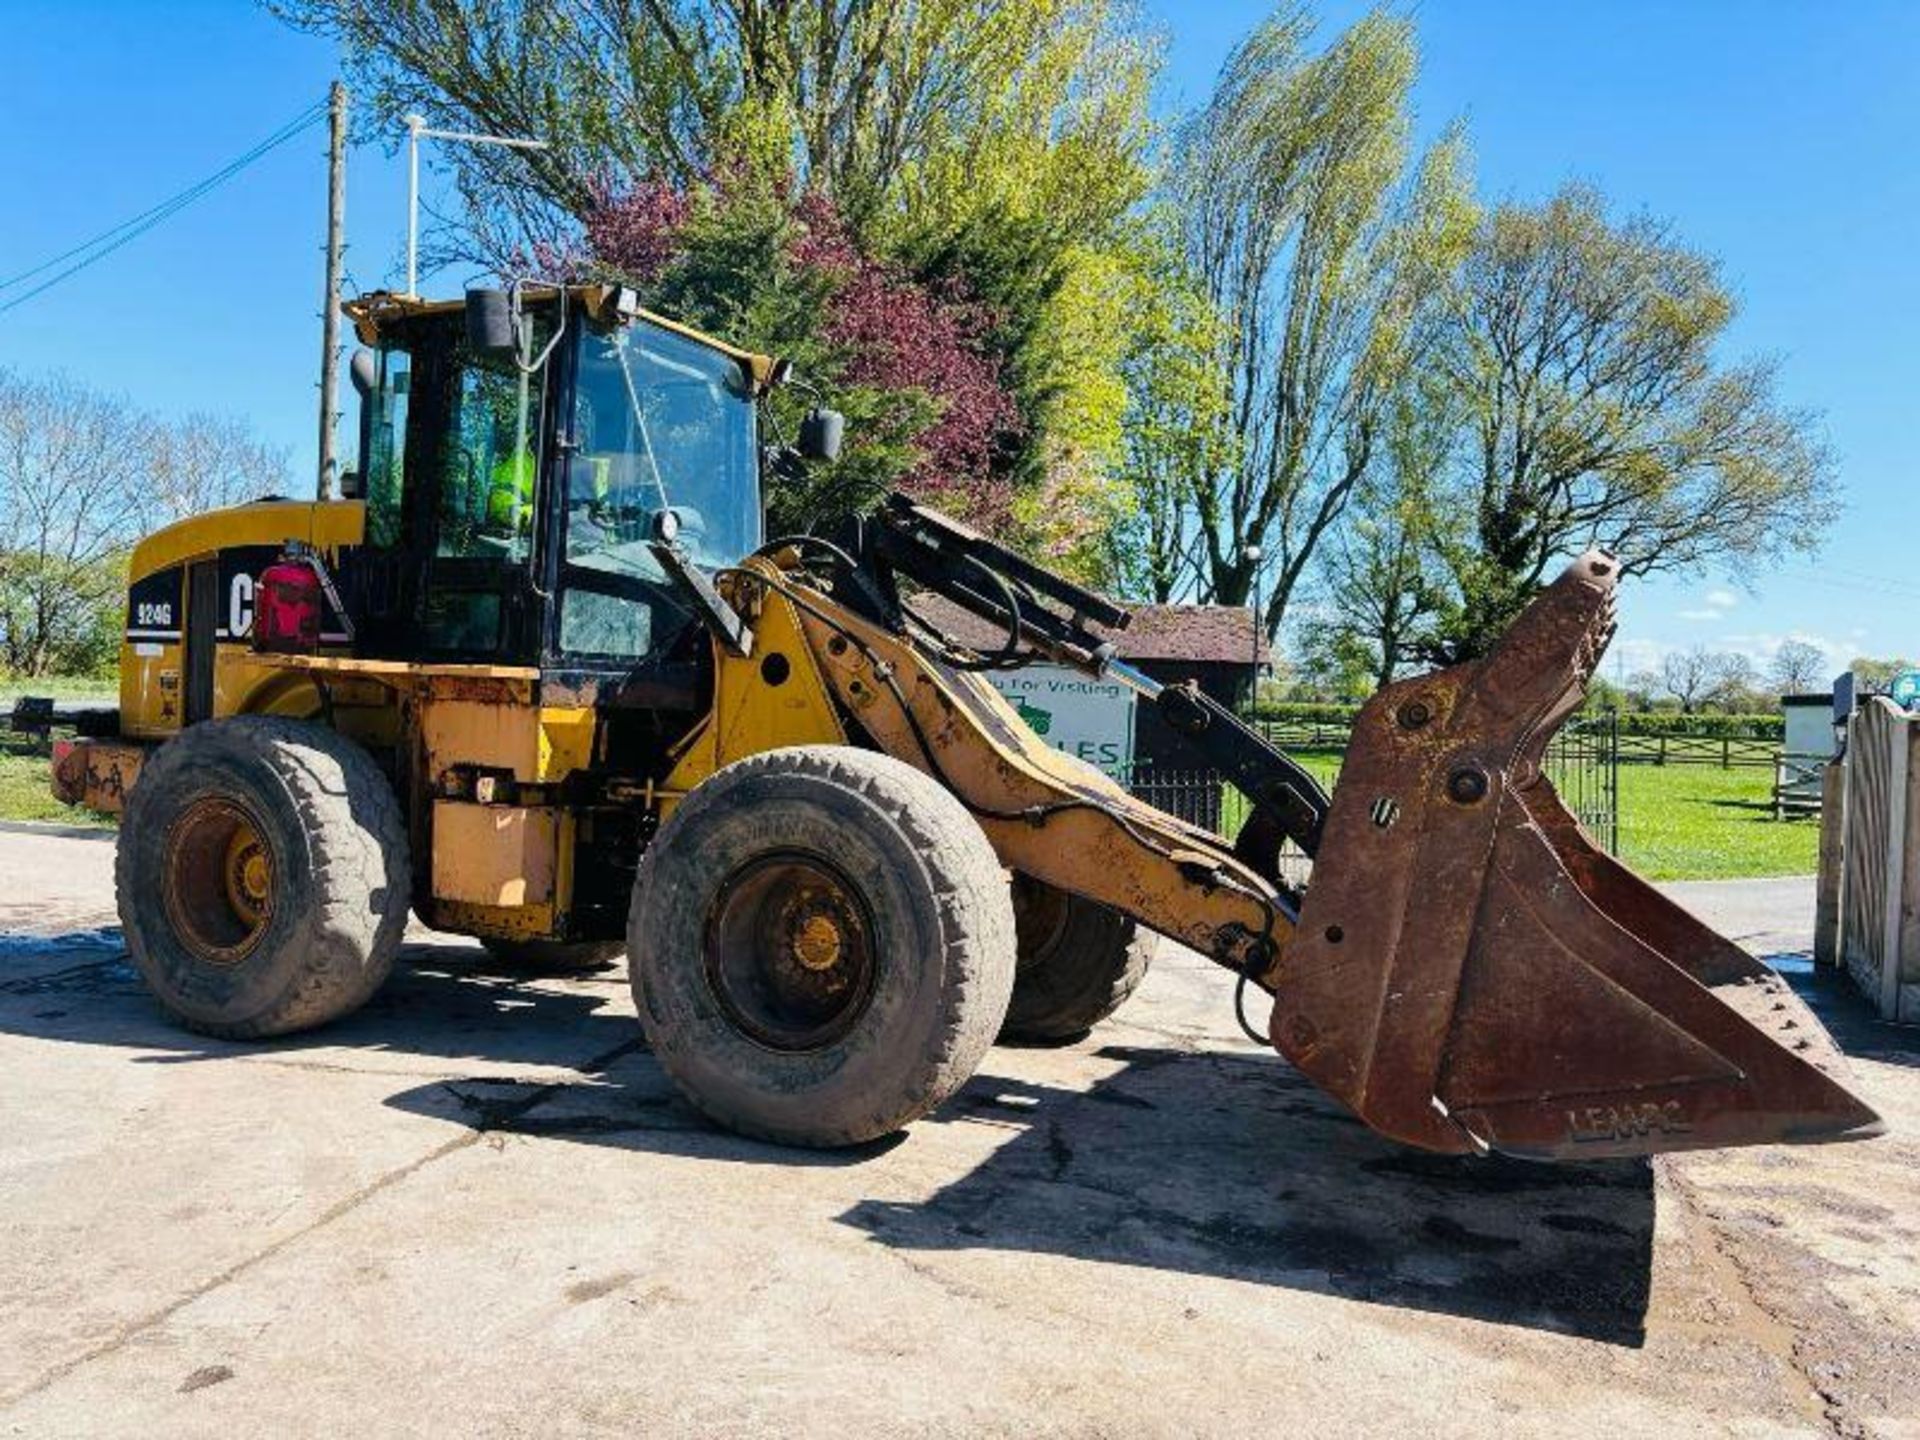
[434,329,549,563]
[557,319,760,661]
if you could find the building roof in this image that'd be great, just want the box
[912,593,1270,666]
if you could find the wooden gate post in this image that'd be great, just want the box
[1814,758,1845,967]
[1837,697,1920,1020]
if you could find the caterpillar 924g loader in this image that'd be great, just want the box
[25,284,1881,1159]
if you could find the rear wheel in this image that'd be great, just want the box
[116,716,410,1039]
[478,937,625,974]
[999,875,1156,1044]
[629,746,1016,1147]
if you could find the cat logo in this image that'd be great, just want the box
[229,571,255,639]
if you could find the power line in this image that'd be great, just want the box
[0,99,327,315]
[0,98,325,294]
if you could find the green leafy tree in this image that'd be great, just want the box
[1302,385,1451,690]
[1431,185,1838,659]
[277,0,1148,237]
[1157,6,1473,637]
[1849,656,1916,693]
[275,0,1156,569]
[1110,218,1237,601]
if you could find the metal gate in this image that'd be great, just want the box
[1123,709,1620,858]
[1546,710,1620,854]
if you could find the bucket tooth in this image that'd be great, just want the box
[1270,552,1883,1160]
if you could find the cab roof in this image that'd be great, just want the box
[341,284,780,391]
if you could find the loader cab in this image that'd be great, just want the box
[349,289,765,698]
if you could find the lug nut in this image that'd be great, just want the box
[1396,699,1433,730]
[1446,767,1489,804]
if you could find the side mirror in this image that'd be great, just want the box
[465,287,520,358]
[343,348,378,500]
[798,407,845,463]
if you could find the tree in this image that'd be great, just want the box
[1622,669,1662,711]
[275,0,1150,240]
[0,371,287,676]
[273,0,1157,568]
[1849,656,1917,693]
[1432,185,1837,658]
[1653,646,1756,714]
[580,177,1023,535]
[1707,652,1761,712]
[1769,639,1829,695]
[1110,220,1237,601]
[1153,7,1472,638]
[1298,385,1450,690]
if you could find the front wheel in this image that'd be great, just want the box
[116,716,410,1039]
[628,746,1016,1147]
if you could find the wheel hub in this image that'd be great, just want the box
[787,905,846,973]
[163,797,275,965]
[704,854,877,1052]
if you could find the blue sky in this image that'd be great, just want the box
[1,0,1914,678]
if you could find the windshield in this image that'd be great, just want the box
[567,318,761,581]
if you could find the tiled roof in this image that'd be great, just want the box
[911,593,1270,665]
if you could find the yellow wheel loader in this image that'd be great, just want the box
[20,283,1881,1159]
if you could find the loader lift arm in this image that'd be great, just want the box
[696,504,1882,1161]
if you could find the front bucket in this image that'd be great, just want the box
[1272,553,1883,1159]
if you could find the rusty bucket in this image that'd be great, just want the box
[1272,553,1883,1160]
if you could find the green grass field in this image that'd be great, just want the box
[0,731,114,828]
[0,679,119,830]
[1229,746,1814,883]
[1615,762,1818,881]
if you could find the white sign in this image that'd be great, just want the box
[986,663,1136,776]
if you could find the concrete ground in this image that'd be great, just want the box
[2,830,1917,1438]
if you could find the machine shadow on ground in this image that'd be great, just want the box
[0,933,638,1073]
[843,1046,1658,1346]
[3,928,1659,1342]
[378,1024,1663,1345]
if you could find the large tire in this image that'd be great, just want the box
[117,716,410,1039]
[478,937,625,974]
[629,746,1016,1147]
[999,875,1156,1044]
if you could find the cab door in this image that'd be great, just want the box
[354,310,554,664]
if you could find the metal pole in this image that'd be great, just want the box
[1244,543,1263,710]
[402,114,543,299]
[1251,572,1260,707]
[317,81,348,501]
[404,113,423,298]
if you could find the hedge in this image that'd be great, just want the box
[1612,712,1782,740]
[1246,700,1784,742]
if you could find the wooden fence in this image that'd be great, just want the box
[1613,732,1778,769]
[1818,697,1920,1021]
[1250,718,1776,770]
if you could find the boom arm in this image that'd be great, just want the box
[786,580,1293,982]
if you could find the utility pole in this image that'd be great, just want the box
[317,80,348,501]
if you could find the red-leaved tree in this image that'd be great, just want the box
[578,177,1022,531]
